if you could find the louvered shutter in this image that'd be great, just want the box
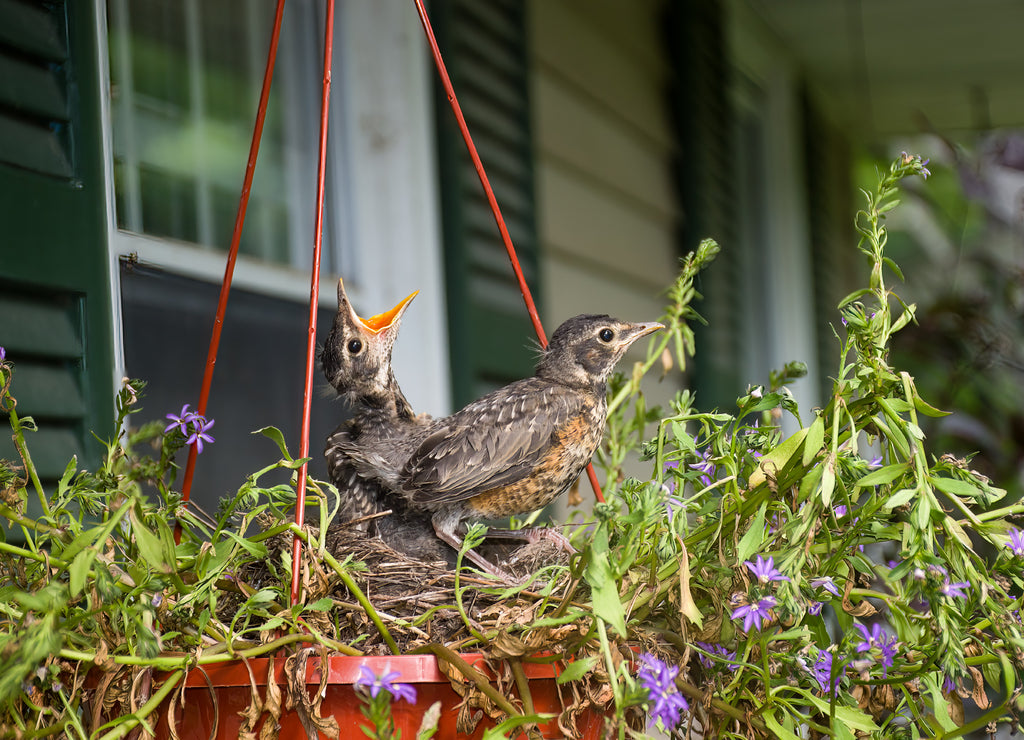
[431,0,540,407]
[0,0,116,477]
[802,91,856,402]
[666,0,741,409]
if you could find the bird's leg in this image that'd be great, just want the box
[431,510,514,581]
[479,525,577,555]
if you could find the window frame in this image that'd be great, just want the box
[94,0,452,418]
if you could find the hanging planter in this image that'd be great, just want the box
[142,653,610,740]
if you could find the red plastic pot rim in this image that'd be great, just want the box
[166,653,565,689]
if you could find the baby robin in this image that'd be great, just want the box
[343,314,663,578]
[320,278,449,561]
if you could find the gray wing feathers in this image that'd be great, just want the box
[401,381,578,505]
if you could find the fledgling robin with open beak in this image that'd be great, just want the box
[343,314,663,578]
[320,279,448,561]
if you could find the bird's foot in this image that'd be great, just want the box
[482,525,577,555]
[458,546,517,582]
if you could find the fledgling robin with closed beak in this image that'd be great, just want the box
[344,314,663,578]
[320,279,448,561]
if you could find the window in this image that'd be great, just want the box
[107,0,329,270]
[101,1,450,508]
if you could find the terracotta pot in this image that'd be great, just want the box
[149,653,608,739]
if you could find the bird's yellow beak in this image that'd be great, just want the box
[357,289,420,335]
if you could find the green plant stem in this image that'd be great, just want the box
[509,659,535,717]
[0,506,62,538]
[0,540,70,570]
[411,643,523,719]
[287,523,400,655]
[8,406,50,520]
[936,699,1010,740]
[594,619,623,710]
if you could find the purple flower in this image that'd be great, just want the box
[689,447,716,487]
[693,642,738,671]
[661,461,680,497]
[1008,528,1024,557]
[853,622,885,653]
[940,580,970,599]
[354,665,417,704]
[164,404,193,435]
[942,674,956,694]
[810,651,843,696]
[867,455,883,469]
[637,654,688,730]
[0,346,6,362]
[810,577,839,597]
[808,601,824,616]
[664,495,684,524]
[852,623,900,678]
[731,596,776,632]
[186,416,215,454]
[833,505,848,518]
[745,555,790,584]
[878,635,899,678]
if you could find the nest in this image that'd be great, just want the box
[230,517,576,654]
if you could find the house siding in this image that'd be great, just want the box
[530,0,681,358]
[529,0,684,506]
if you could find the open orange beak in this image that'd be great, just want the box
[337,277,419,336]
[358,289,419,334]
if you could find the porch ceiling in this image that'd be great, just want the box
[743,0,1024,141]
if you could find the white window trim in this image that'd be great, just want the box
[95,0,451,417]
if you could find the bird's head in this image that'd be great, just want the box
[321,278,418,400]
[536,314,663,390]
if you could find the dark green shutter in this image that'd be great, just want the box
[666,0,740,409]
[802,89,856,401]
[431,0,540,407]
[0,0,115,477]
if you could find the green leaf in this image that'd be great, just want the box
[819,457,836,507]
[304,598,335,612]
[914,489,933,530]
[736,502,766,562]
[529,611,589,628]
[931,476,984,500]
[245,588,280,606]
[943,518,972,548]
[555,655,599,685]
[882,397,913,413]
[804,695,879,732]
[583,527,627,637]
[255,426,294,462]
[69,549,95,597]
[923,673,957,731]
[482,713,557,740]
[838,288,871,308]
[882,256,905,281]
[799,463,825,501]
[130,508,171,573]
[749,427,807,489]
[57,455,78,496]
[883,488,917,509]
[762,711,802,740]
[913,395,950,418]
[802,415,825,467]
[855,463,908,488]
[830,705,880,732]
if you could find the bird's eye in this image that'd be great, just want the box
[598,328,615,343]
[347,338,363,354]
